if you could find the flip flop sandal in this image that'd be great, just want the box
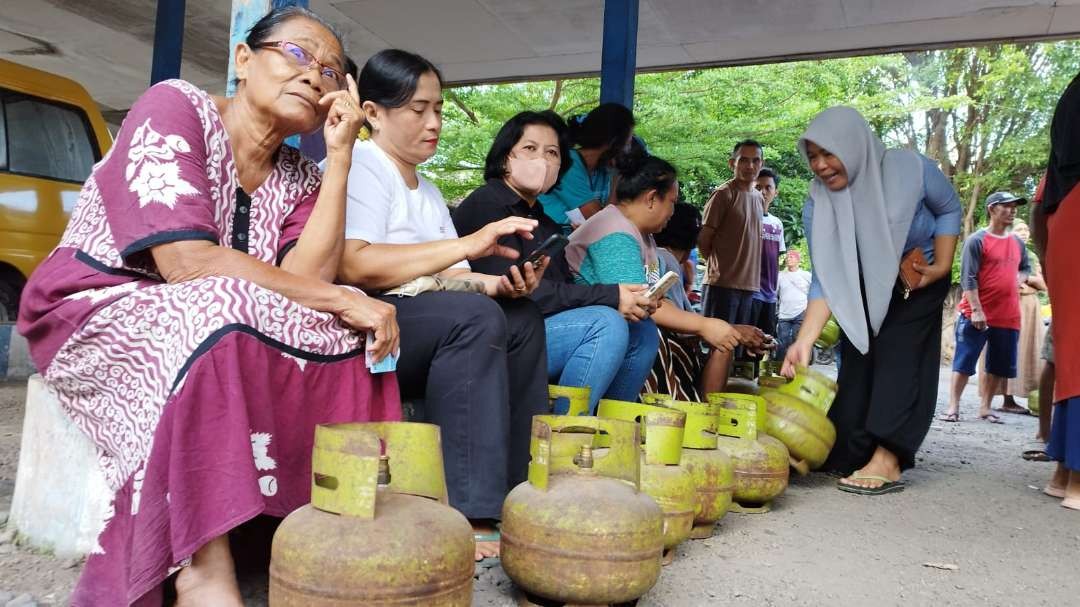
[1021,442,1051,462]
[995,404,1030,415]
[836,474,905,496]
[1063,497,1080,511]
[939,413,960,422]
[979,414,1004,424]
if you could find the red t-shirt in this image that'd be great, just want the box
[957,229,1031,330]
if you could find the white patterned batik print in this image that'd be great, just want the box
[251,432,279,497]
[45,276,365,491]
[64,281,141,305]
[126,117,199,209]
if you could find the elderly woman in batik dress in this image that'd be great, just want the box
[16,7,400,606]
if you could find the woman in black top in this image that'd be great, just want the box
[454,111,659,414]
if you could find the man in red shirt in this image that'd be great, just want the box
[942,192,1033,423]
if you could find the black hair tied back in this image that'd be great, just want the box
[615,146,677,202]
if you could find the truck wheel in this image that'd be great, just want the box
[0,279,21,323]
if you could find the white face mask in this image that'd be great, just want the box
[508,155,557,196]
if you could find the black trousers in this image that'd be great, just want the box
[822,277,950,474]
[750,299,778,338]
[378,291,548,519]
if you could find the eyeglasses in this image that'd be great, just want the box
[255,40,345,90]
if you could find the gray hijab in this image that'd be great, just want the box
[798,106,924,354]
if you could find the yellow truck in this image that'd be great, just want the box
[0,58,112,321]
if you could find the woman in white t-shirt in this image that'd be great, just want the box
[338,50,549,563]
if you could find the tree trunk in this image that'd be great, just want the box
[962,141,988,238]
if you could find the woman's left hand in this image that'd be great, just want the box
[488,258,548,299]
[912,261,950,289]
[321,73,364,160]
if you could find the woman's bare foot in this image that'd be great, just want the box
[471,519,500,562]
[174,535,243,607]
[1063,470,1080,511]
[839,446,901,490]
[1044,463,1069,498]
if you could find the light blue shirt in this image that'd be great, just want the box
[539,149,611,227]
[804,155,962,300]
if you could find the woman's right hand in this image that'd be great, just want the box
[699,318,741,353]
[461,217,539,260]
[618,284,653,321]
[336,290,399,362]
[321,74,364,161]
[781,338,813,378]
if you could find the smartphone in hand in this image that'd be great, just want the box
[506,233,569,277]
[644,271,681,300]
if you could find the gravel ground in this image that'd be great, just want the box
[1,367,1077,606]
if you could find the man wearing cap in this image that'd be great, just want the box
[942,192,1034,423]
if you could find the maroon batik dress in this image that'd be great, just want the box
[16,80,401,605]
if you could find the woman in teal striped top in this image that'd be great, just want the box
[567,152,769,398]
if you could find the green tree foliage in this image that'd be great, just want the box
[426,40,1080,275]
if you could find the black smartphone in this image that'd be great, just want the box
[506,233,568,277]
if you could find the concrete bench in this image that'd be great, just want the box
[0,323,36,381]
[10,374,111,557]
[8,378,424,558]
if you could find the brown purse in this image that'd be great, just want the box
[898,248,927,299]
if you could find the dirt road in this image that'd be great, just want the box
[1,368,1077,606]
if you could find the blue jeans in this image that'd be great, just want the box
[776,313,804,362]
[545,306,659,414]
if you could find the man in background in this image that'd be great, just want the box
[943,192,1033,424]
[699,140,765,330]
[751,167,786,345]
[776,250,811,362]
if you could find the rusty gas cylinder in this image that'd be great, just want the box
[596,399,696,564]
[269,422,473,606]
[642,395,735,539]
[708,393,789,511]
[501,416,664,605]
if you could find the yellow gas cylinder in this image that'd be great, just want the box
[707,393,789,513]
[776,364,838,412]
[548,384,592,416]
[724,360,759,394]
[760,365,837,474]
[642,395,735,539]
[815,316,842,350]
[501,416,664,606]
[270,422,473,606]
[547,385,595,463]
[597,399,696,565]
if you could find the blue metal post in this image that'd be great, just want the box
[150,0,187,85]
[599,0,639,109]
[227,0,316,154]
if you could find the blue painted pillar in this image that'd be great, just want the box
[150,0,187,85]
[228,0,319,155]
[599,0,639,109]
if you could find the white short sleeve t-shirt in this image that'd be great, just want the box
[777,269,812,320]
[342,139,469,270]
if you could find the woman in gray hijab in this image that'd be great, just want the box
[781,106,961,495]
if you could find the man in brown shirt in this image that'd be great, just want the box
[699,139,765,327]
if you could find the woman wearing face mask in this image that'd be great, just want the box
[537,103,635,231]
[455,111,660,415]
[567,151,768,400]
[337,49,550,562]
[782,106,961,496]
